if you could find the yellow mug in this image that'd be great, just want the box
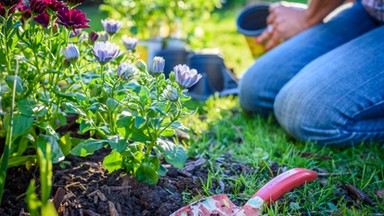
[236,2,271,59]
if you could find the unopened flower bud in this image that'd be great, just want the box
[136,59,147,72]
[79,32,89,45]
[89,31,99,44]
[151,56,165,76]
[122,35,138,51]
[162,85,179,102]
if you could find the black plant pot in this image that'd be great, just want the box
[155,48,190,78]
[186,53,238,100]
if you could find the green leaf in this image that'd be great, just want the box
[159,164,168,176]
[13,20,22,29]
[134,116,146,129]
[139,86,150,104]
[171,121,189,131]
[135,156,160,185]
[8,156,37,168]
[4,114,34,139]
[59,134,72,156]
[33,104,48,117]
[36,136,52,204]
[70,139,107,157]
[5,76,24,93]
[17,99,34,116]
[57,112,67,125]
[103,150,123,172]
[108,135,127,153]
[37,135,65,163]
[117,116,151,142]
[57,92,86,102]
[36,122,59,140]
[15,135,31,156]
[41,202,58,216]
[78,119,93,134]
[62,102,85,116]
[26,180,41,216]
[156,139,187,169]
[106,98,118,111]
[88,102,103,113]
[160,129,175,137]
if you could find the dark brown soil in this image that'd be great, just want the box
[0,146,258,216]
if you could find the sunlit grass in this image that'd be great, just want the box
[184,96,384,214]
[82,2,384,214]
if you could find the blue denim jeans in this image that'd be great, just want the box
[239,1,384,146]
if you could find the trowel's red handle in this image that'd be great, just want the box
[254,168,317,205]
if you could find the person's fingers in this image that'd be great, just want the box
[266,13,275,24]
[269,2,281,13]
[264,30,282,50]
[255,28,272,44]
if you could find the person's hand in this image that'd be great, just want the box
[256,2,309,51]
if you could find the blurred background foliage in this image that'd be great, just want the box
[80,0,307,76]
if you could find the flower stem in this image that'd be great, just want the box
[0,59,19,205]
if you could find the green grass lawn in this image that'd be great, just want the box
[183,96,384,215]
[82,3,384,215]
[181,6,384,215]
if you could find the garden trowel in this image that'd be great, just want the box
[170,168,317,216]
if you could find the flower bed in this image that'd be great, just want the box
[0,0,203,214]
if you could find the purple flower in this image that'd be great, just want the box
[56,7,90,31]
[173,64,202,88]
[62,44,79,63]
[92,41,120,65]
[34,10,49,27]
[162,85,179,102]
[101,19,122,35]
[151,57,165,75]
[88,30,99,43]
[0,0,20,8]
[117,63,138,80]
[122,35,138,51]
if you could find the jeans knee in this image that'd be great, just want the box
[273,83,353,146]
[239,70,274,116]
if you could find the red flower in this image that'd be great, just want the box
[0,4,5,16]
[0,0,20,8]
[56,7,90,31]
[0,3,17,17]
[34,10,49,27]
[30,0,46,14]
[17,2,31,20]
[44,0,66,11]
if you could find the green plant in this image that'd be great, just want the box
[0,0,199,212]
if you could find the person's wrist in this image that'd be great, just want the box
[303,9,323,28]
